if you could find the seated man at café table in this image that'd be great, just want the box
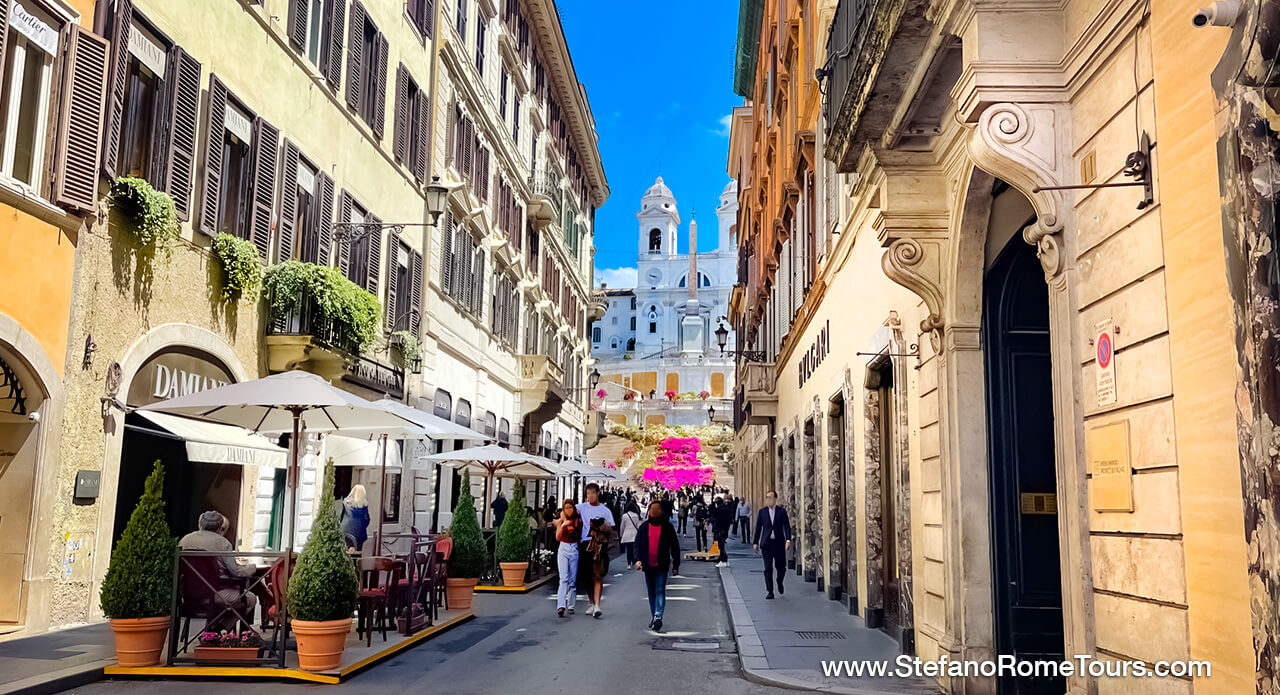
[179,511,258,626]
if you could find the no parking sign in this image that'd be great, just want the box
[1095,319,1117,406]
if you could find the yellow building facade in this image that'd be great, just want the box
[730,0,1266,692]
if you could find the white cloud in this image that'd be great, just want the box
[714,113,733,137]
[595,267,637,289]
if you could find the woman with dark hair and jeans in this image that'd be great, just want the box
[633,500,681,632]
[619,501,642,567]
[550,499,582,617]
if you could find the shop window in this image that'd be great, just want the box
[345,1,387,138]
[198,76,278,259]
[382,471,400,523]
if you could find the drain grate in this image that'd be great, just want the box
[796,630,845,640]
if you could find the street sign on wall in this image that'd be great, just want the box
[1094,319,1117,407]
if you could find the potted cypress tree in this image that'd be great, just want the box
[100,461,175,667]
[495,479,532,587]
[287,458,359,671]
[445,470,488,609]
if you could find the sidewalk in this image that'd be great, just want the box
[0,623,114,695]
[715,541,940,694]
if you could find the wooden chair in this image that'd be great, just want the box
[357,557,399,646]
[434,537,452,611]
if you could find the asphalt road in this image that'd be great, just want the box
[70,545,790,695]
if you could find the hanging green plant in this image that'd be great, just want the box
[212,233,263,300]
[110,178,178,251]
[263,260,382,352]
[390,330,422,370]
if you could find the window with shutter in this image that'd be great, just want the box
[388,240,413,333]
[393,64,409,163]
[345,0,364,110]
[316,172,335,264]
[370,32,387,138]
[164,48,201,220]
[474,18,485,76]
[247,117,280,258]
[408,0,433,37]
[456,0,467,40]
[460,230,474,308]
[439,209,454,297]
[277,139,301,261]
[412,88,428,181]
[409,249,423,333]
[338,190,352,272]
[472,247,485,317]
[52,25,109,212]
[384,238,399,333]
[324,0,345,87]
[0,0,60,200]
[366,212,382,297]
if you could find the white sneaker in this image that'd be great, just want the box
[715,562,727,568]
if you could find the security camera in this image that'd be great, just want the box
[1193,0,1240,26]
[27,411,40,423]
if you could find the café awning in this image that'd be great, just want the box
[133,410,288,469]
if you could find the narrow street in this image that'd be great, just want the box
[69,541,788,695]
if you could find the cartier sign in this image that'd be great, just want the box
[127,349,235,406]
[798,320,830,388]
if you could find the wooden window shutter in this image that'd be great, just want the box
[325,0,346,87]
[337,190,352,273]
[163,48,201,221]
[422,0,435,36]
[393,64,409,164]
[199,76,228,234]
[288,0,308,49]
[472,247,485,316]
[384,239,398,333]
[317,172,335,265]
[52,25,110,212]
[367,212,382,296]
[248,117,280,259]
[409,250,423,333]
[413,93,428,181]
[345,0,365,111]
[447,103,458,168]
[371,33,388,138]
[101,0,132,177]
[439,209,454,297]
[478,148,489,202]
[460,118,473,179]
[277,139,301,262]
[460,232,473,307]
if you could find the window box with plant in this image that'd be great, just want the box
[100,461,175,667]
[264,260,382,355]
[389,330,422,372]
[445,470,488,609]
[111,177,179,252]
[287,458,359,672]
[193,630,264,663]
[212,233,263,300]
[495,479,532,587]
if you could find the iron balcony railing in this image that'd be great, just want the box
[529,168,562,220]
[267,292,361,356]
[822,0,878,130]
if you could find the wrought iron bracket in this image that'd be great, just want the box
[332,221,435,242]
[719,347,769,363]
[856,343,920,359]
[1032,132,1154,210]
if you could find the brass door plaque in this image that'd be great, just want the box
[1020,493,1058,515]
[1087,420,1133,512]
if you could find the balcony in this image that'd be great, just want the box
[265,295,361,381]
[584,409,607,450]
[527,169,561,231]
[738,361,778,425]
[517,354,566,440]
[822,0,938,170]
[588,290,608,321]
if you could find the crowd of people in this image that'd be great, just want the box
[541,482,795,633]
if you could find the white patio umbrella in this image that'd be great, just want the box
[370,399,489,442]
[138,370,421,549]
[420,444,561,526]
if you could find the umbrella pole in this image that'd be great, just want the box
[377,433,387,552]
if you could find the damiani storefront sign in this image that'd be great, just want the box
[127,349,235,407]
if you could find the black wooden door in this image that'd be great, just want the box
[983,237,1064,694]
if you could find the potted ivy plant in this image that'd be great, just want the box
[495,479,532,587]
[445,470,488,609]
[99,461,175,667]
[287,458,359,671]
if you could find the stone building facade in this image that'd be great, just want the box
[730,0,1267,692]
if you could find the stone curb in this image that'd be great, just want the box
[0,660,110,695]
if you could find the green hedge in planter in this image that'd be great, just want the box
[263,260,381,352]
[287,458,359,622]
[100,461,175,619]
[446,470,488,578]
[495,479,531,564]
[212,233,263,299]
[111,178,178,251]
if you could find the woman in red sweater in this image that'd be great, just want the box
[632,500,681,632]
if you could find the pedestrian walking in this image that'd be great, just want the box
[576,483,615,617]
[551,499,583,616]
[490,489,508,527]
[619,501,642,567]
[736,498,752,543]
[633,500,681,632]
[677,496,690,534]
[339,485,371,552]
[712,495,734,566]
[730,497,740,536]
[693,495,709,552]
[753,491,793,599]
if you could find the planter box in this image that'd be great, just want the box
[396,613,428,634]
[193,646,262,663]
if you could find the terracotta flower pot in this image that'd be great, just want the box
[109,616,170,667]
[291,618,351,672]
[499,562,529,587]
[445,577,478,610]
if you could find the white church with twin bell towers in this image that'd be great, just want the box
[592,177,738,427]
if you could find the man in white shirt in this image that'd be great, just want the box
[736,499,752,543]
[576,483,615,617]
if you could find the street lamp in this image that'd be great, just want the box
[590,369,600,389]
[714,322,729,351]
[424,176,448,224]
[714,319,767,362]
[707,404,715,422]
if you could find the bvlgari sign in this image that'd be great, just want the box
[798,320,831,388]
[127,349,235,407]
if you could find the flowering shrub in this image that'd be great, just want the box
[199,630,264,648]
[640,435,715,488]
[665,390,678,402]
[698,390,711,400]
[596,388,608,399]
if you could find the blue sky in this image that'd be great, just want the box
[557,0,741,289]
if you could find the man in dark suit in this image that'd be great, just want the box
[753,491,792,599]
